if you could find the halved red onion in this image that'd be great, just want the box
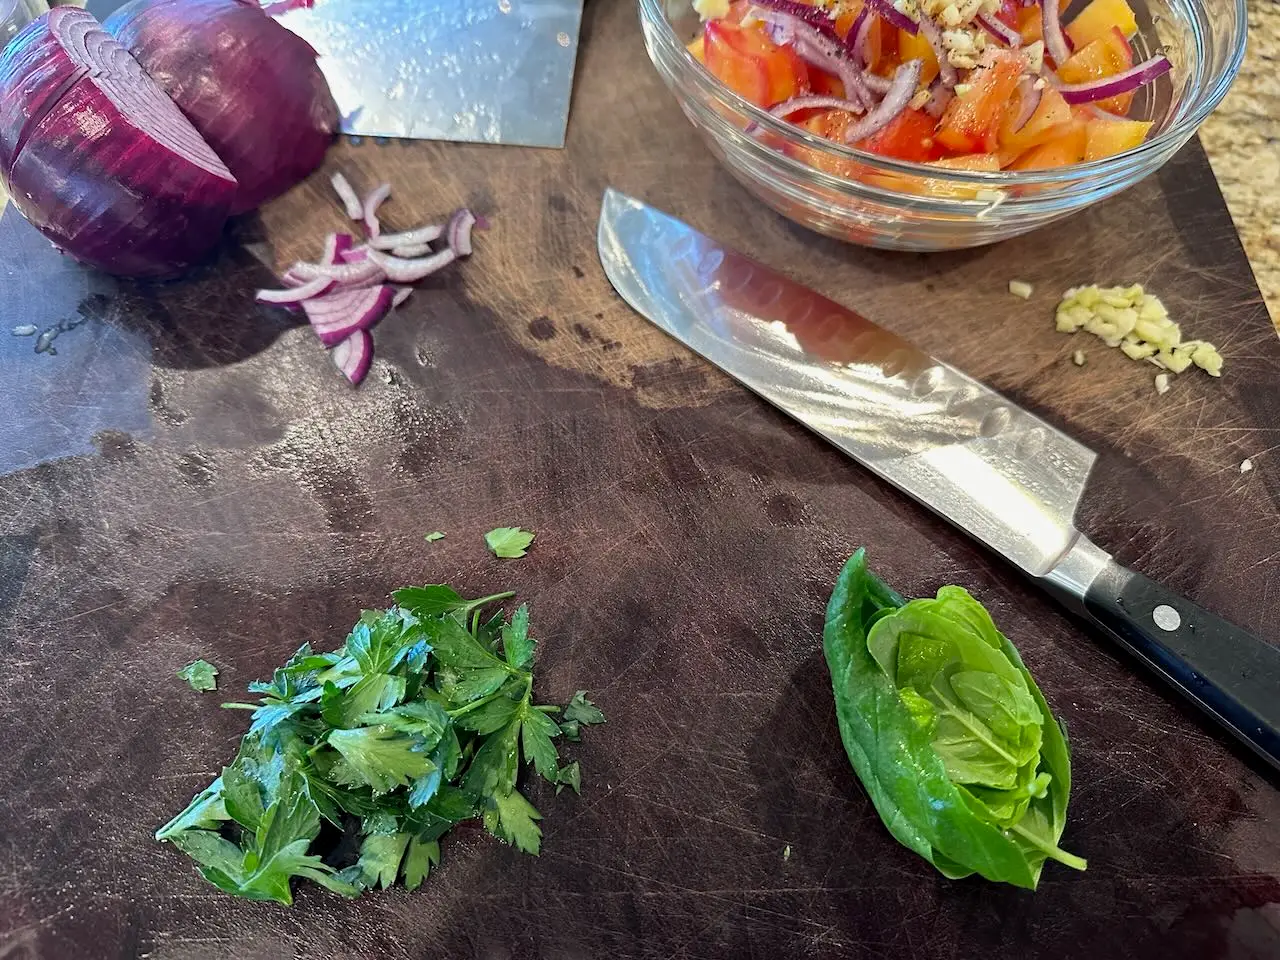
[320,231,354,266]
[0,8,236,278]
[331,329,374,386]
[391,286,414,308]
[769,94,864,119]
[1056,54,1172,104]
[369,223,443,250]
[363,182,391,238]
[977,11,1022,47]
[1040,0,1072,66]
[304,285,395,347]
[917,15,958,87]
[367,247,457,283]
[255,274,334,304]
[866,0,918,36]
[331,172,363,220]
[750,0,860,57]
[447,208,478,257]
[290,257,383,284]
[105,0,338,215]
[843,58,922,143]
[1011,75,1042,130]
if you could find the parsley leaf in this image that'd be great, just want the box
[424,531,445,542]
[485,527,535,559]
[564,691,606,726]
[486,788,543,854]
[327,726,435,794]
[401,837,440,890]
[555,760,581,796]
[502,604,534,669]
[353,832,411,890]
[178,659,218,691]
[520,707,561,781]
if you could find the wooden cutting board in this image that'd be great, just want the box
[0,1,1277,956]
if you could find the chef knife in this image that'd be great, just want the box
[597,187,1280,772]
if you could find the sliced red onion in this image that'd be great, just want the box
[304,285,395,347]
[391,286,414,308]
[340,245,370,264]
[255,275,334,304]
[1056,54,1172,104]
[1011,75,1042,130]
[863,72,892,94]
[0,8,237,278]
[917,15,958,87]
[923,81,954,117]
[369,223,443,250]
[331,172,363,220]
[447,208,478,257]
[844,58,922,143]
[749,0,859,57]
[105,0,338,215]
[392,243,433,258]
[769,95,865,118]
[866,0,919,36]
[849,6,872,66]
[977,11,1023,47]
[1041,0,1072,66]
[362,182,391,238]
[756,10,872,109]
[290,257,383,284]
[331,329,374,386]
[367,247,457,284]
[320,231,354,266]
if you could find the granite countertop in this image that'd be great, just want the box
[3,0,1277,319]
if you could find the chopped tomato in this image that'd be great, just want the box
[855,108,941,162]
[1083,115,1151,160]
[995,0,1020,29]
[833,0,865,40]
[1066,0,1138,48]
[703,20,810,108]
[1009,119,1088,169]
[898,27,940,87]
[871,153,1001,199]
[935,51,1024,154]
[1016,5,1043,44]
[687,35,706,64]
[868,16,899,75]
[996,86,1073,162]
[1057,28,1135,114]
[809,67,846,98]
[789,109,863,179]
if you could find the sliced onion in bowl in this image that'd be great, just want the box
[976,12,1022,47]
[1041,0,1072,66]
[866,0,918,36]
[1056,55,1172,104]
[770,94,865,118]
[842,58,922,143]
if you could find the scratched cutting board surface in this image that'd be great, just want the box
[1,1,1278,957]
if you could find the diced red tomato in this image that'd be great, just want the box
[790,109,863,179]
[995,0,1020,29]
[996,86,1073,163]
[868,16,899,75]
[1066,0,1138,48]
[855,108,941,162]
[1057,27,1135,114]
[1083,115,1151,160]
[898,27,940,87]
[935,51,1024,154]
[703,20,810,108]
[1009,119,1088,169]
[809,67,846,98]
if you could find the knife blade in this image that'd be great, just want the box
[597,187,1280,772]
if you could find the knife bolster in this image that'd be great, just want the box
[1040,533,1112,612]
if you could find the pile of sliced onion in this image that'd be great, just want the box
[253,174,486,386]
[0,8,237,277]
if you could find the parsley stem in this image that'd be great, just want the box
[533,705,559,714]
[220,702,260,711]
[461,591,516,618]
[447,695,500,719]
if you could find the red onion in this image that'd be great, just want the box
[104,0,338,215]
[367,247,457,283]
[866,0,919,36]
[864,72,892,94]
[392,243,433,258]
[853,9,876,68]
[340,245,370,264]
[391,286,414,308]
[917,15,958,87]
[304,285,395,347]
[291,257,383,284]
[769,94,865,118]
[923,81,954,117]
[447,208,478,257]
[1040,0,1072,66]
[260,0,314,15]
[370,223,443,250]
[0,8,236,278]
[362,182,391,238]
[976,11,1023,47]
[1056,54,1172,104]
[757,9,873,109]
[331,329,373,386]
[255,275,333,304]
[844,58,922,143]
[749,0,859,57]
[1010,76,1042,130]
[320,231,353,266]
[331,172,363,220]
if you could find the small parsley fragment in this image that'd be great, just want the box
[157,586,603,904]
[424,532,445,542]
[485,527,535,559]
[177,659,218,692]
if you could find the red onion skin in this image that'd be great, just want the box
[0,9,236,278]
[105,0,338,215]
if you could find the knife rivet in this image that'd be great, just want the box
[912,367,943,398]
[881,349,911,379]
[1153,604,1181,631]
[699,249,725,274]
[979,406,1011,438]
[1016,427,1047,457]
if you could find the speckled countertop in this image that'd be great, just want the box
[3,0,1277,318]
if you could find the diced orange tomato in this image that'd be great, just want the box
[868,16,899,74]
[855,108,941,162]
[1016,5,1043,44]
[1057,28,1135,114]
[898,27,940,87]
[1065,0,1138,48]
[996,86,1074,163]
[871,153,1001,198]
[1083,115,1151,160]
[687,35,706,64]
[790,109,863,179]
[1009,118,1088,168]
[834,0,864,40]
[703,20,810,108]
[935,51,1023,154]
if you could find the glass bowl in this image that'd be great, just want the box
[638,0,1247,251]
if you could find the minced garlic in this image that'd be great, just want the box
[1072,350,1087,366]
[1008,280,1033,299]
[1054,284,1224,386]
[1241,458,1254,474]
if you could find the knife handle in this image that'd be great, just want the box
[1083,561,1280,772]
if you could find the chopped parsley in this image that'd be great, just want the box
[177,659,218,692]
[485,527,535,559]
